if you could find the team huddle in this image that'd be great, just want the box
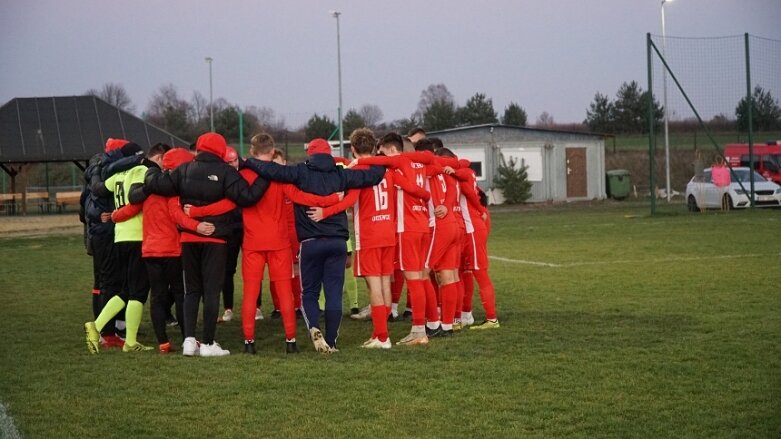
[81,127,499,356]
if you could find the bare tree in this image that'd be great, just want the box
[417,83,454,118]
[358,104,383,128]
[85,82,135,113]
[190,90,208,123]
[535,111,555,129]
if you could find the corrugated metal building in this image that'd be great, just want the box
[429,124,606,204]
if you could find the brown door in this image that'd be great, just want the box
[566,147,587,198]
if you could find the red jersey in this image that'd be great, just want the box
[427,173,460,228]
[240,169,339,251]
[357,155,430,233]
[112,195,200,257]
[454,167,488,233]
[189,169,338,252]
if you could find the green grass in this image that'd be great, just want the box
[610,131,781,151]
[1,205,779,438]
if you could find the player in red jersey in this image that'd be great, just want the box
[187,133,340,354]
[449,159,500,330]
[270,150,303,318]
[351,133,434,345]
[412,140,463,337]
[310,129,429,348]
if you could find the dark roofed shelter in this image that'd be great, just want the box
[0,96,190,214]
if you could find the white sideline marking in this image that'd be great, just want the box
[490,253,780,268]
[0,402,22,439]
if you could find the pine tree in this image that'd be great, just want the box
[493,155,532,204]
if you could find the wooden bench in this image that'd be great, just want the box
[55,191,82,212]
[0,192,49,213]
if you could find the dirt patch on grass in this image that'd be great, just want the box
[0,214,82,237]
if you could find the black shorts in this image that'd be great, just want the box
[113,241,149,303]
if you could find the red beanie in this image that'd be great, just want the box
[196,132,227,159]
[224,146,238,162]
[306,138,332,156]
[458,159,471,169]
[162,148,194,170]
[105,138,129,152]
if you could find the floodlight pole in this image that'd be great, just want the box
[331,10,344,157]
[661,0,672,202]
[205,57,214,132]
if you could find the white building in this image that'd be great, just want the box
[429,124,607,204]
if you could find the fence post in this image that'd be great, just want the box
[745,33,755,208]
[647,33,657,215]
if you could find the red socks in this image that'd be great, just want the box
[439,283,458,325]
[370,305,389,342]
[461,270,474,313]
[473,270,497,320]
[423,278,439,323]
[392,269,408,308]
[406,279,426,326]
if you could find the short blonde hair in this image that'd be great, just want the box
[250,132,275,156]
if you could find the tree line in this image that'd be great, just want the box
[87,80,781,145]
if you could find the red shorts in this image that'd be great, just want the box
[426,223,461,271]
[242,248,292,282]
[461,228,489,271]
[397,231,428,272]
[354,246,395,277]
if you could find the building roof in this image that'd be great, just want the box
[428,123,606,139]
[0,96,190,163]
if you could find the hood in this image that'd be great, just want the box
[306,153,337,172]
[163,148,195,170]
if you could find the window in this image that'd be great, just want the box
[454,148,487,181]
[503,147,543,182]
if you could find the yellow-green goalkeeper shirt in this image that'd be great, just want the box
[105,164,147,242]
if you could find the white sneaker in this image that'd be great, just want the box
[362,337,392,349]
[222,309,233,322]
[461,311,475,326]
[255,308,263,321]
[200,341,230,357]
[182,337,200,357]
[350,305,371,321]
[309,327,331,353]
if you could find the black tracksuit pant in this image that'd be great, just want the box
[181,242,227,345]
[145,257,185,344]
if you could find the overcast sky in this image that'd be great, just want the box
[1,0,780,129]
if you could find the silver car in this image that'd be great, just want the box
[686,167,781,211]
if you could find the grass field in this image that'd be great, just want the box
[0,204,779,438]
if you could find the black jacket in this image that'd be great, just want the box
[243,154,384,241]
[143,152,269,240]
[80,150,142,238]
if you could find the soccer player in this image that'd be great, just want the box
[414,140,463,338]
[309,128,429,348]
[84,142,156,353]
[242,138,385,353]
[450,159,499,330]
[188,133,340,354]
[80,137,133,349]
[350,133,433,346]
[141,133,270,357]
[113,147,217,353]
[219,146,243,323]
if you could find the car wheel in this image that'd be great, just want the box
[687,195,699,212]
[721,194,732,211]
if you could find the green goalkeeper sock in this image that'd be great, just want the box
[95,296,125,332]
[124,300,144,346]
[344,267,358,309]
